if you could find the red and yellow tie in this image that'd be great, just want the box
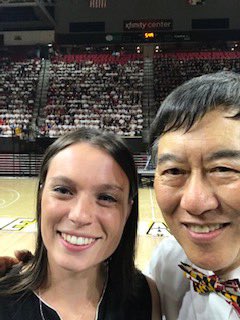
[179,262,240,317]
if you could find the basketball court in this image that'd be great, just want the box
[0,177,169,271]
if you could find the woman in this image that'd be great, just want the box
[0,128,160,319]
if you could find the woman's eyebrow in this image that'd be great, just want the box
[49,176,74,185]
[96,184,124,192]
[49,177,124,192]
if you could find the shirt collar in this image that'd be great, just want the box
[193,264,240,280]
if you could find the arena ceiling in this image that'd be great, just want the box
[0,0,56,30]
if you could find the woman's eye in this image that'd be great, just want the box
[53,186,72,195]
[98,194,117,203]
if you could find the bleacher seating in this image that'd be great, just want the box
[0,152,149,176]
[0,57,41,137]
[0,153,42,176]
[154,51,240,106]
[38,53,144,137]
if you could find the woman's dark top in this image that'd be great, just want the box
[0,272,152,320]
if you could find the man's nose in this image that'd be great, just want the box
[68,194,94,225]
[180,175,218,215]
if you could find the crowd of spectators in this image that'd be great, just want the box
[154,51,240,107]
[38,53,144,137]
[2,50,240,139]
[0,57,41,137]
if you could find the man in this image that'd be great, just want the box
[148,71,240,319]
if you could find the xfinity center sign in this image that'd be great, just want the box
[123,19,172,31]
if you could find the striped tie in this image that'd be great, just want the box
[179,261,240,317]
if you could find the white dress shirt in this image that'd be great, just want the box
[147,236,240,320]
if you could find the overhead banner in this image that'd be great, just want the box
[123,19,173,32]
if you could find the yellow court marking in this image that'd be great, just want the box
[0,217,37,232]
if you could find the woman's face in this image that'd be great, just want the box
[41,142,132,274]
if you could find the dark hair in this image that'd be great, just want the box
[150,71,240,160]
[0,128,138,301]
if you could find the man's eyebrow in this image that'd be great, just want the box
[206,150,240,162]
[157,153,183,165]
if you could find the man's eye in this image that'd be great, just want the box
[98,194,117,203]
[163,168,184,175]
[211,166,238,173]
[53,186,72,195]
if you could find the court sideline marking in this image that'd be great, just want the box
[0,187,20,208]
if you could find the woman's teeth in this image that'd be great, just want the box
[188,223,224,233]
[61,232,96,245]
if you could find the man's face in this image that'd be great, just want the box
[154,109,240,276]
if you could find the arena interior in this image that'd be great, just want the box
[1,0,240,270]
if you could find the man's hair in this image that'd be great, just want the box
[150,71,240,160]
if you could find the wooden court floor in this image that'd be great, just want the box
[0,177,169,271]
